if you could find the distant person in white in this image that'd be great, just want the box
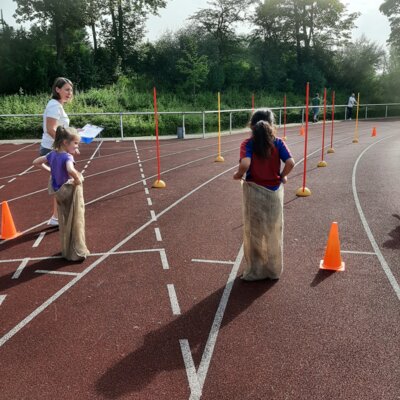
[346,93,357,120]
[40,77,75,226]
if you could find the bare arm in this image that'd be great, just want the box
[33,155,51,172]
[66,160,82,185]
[46,117,58,139]
[233,157,251,180]
[280,158,295,184]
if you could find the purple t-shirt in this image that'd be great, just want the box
[46,151,74,191]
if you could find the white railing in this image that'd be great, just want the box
[1,103,399,140]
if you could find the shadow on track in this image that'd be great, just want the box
[96,278,277,399]
[383,214,400,250]
[310,269,336,287]
[0,226,58,251]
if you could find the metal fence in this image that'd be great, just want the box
[1,103,399,140]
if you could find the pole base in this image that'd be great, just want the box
[352,138,359,143]
[320,260,345,272]
[317,160,327,167]
[327,148,335,154]
[152,179,166,189]
[296,187,312,197]
[215,155,225,162]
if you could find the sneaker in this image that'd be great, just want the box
[48,216,59,227]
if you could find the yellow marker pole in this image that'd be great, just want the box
[215,91,224,162]
[352,92,360,143]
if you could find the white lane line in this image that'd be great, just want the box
[0,185,4,190]
[19,165,34,176]
[341,250,376,255]
[87,160,91,165]
[147,198,153,206]
[167,284,181,315]
[8,178,16,183]
[0,248,167,263]
[0,164,236,347]
[11,258,30,279]
[143,180,147,186]
[144,188,149,195]
[352,135,400,301]
[35,270,80,276]
[140,168,144,173]
[192,259,235,265]
[141,174,145,179]
[0,142,37,160]
[32,232,46,248]
[133,139,138,152]
[180,339,202,398]
[139,164,142,168]
[190,245,244,399]
[160,249,169,270]
[155,227,162,241]
[0,295,7,306]
[150,210,156,221]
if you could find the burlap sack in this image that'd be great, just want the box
[241,181,284,281]
[49,176,90,261]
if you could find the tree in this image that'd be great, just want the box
[176,38,209,99]
[380,0,400,48]
[14,0,87,64]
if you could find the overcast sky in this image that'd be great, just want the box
[1,0,391,48]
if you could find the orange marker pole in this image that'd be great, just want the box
[152,87,166,188]
[330,91,335,150]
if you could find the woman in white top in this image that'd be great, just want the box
[40,77,74,226]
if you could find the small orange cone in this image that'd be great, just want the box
[371,127,377,137]
[0,201,20,240]
[299,126,305,136]
[320,222,345,271]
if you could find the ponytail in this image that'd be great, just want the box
[252,121,275,159]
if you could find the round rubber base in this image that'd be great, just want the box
[296,187,312,197]
[215,155,225,162]
[317,160,327,167]
[152,179,166,189]
[327,148,335,154]
[320,259,345,272]
[352,138,359,143]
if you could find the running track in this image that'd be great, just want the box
[0,120,399,399]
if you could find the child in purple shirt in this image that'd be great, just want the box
[33,126,82,194]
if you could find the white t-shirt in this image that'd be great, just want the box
[347,96,357,108]
[41,99,70,149]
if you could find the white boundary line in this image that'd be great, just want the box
[341,250,376,255]
[180,339,202,398]
[19,165,34,176]
[11,258,29,280]
[0,142,37,160]
[352,135,400,301]
[191,259,235,265]
[167,284,181,315]
[32,232,46,248]
[155,227,162,241]
[35,270,80,276]
[0,294,7,306]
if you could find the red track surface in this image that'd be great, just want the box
[0,120,399,399]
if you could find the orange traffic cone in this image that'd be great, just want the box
[299,126,305,136]
[320,222,345,271]
[371,127,377,137]
[0,201,20,240]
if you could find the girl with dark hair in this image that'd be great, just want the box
[40,77,75,226]
[233,109,295,281]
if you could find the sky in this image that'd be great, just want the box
[0,0,392,48]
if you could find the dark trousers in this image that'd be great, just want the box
[347,107,353,119]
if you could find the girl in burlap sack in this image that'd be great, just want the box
[33,126,90,261]
[233,109,295,281]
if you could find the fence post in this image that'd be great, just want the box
[302,108,305,125]
[202,111,206,139]
[365,106,368,120]
[182,113,186,138]
[279,109,282,127]
[119,112,124,140]
[385,105,388,118]
[229,112,232,134]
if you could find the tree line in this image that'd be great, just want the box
[0,0,399,104]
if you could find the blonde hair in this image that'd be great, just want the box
[53,126,80,151]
